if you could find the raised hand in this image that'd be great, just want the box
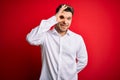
[55,5,68,22]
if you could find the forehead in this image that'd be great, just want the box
[62,11,72,18]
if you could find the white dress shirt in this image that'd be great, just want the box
[26,16,88,80]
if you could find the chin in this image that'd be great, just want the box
[61,29,68,32]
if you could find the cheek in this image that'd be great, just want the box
[68,20,72,25]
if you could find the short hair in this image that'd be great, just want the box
[56,4,74,15]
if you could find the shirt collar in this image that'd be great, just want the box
[51,28,72,36]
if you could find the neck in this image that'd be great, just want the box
[55,27,67,36]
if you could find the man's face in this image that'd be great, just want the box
[56,11,72,32]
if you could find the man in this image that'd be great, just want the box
[26,4,88,80]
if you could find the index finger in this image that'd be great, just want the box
[59,4,68,13]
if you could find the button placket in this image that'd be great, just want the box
[57,36,63,80]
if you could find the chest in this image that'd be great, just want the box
[44,33,78,55]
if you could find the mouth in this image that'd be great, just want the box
[60,24,66,26]
[60,23,68,27]
[60,24,68,30]
[55,23,69,32]
[60,24,68,29]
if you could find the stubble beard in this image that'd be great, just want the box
[55,23,69,33]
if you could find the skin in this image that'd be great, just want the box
[55,5,72,36]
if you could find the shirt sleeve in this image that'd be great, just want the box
[76,36,88,73]
[26,16,58,46]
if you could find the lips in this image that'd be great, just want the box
[60,24,66,26]
[60,25,68,30]
[60,22,68,27]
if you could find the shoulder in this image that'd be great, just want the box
[69,30,83,40]
[69,30,86,49]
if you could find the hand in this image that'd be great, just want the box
[56,5,68,22]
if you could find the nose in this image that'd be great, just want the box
[63,19,68,25]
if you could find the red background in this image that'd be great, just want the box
[0,0,120,80]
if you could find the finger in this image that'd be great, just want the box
[62,4,68,9]
[60,5,67,12]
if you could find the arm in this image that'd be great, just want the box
[76,37,88,73]
[26,16,57,46]
[26,5,68,46]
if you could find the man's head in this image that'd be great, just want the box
[55,4,74,33]
[56,4,74,15]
